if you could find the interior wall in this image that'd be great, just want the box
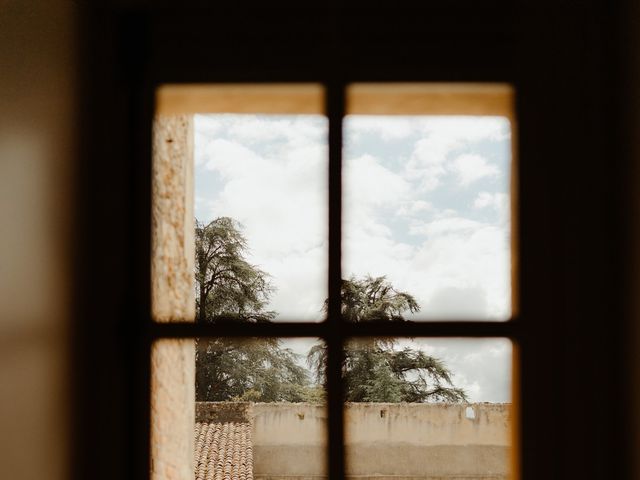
[618,1,640,478]
[0,1,77,479]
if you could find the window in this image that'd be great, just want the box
[150,83,519,480]
[73,6,631,480]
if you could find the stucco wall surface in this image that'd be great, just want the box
[252,403,328,479]
[200,402,511,480]
[343,403,510,480]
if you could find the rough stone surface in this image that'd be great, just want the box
[151,340,195,480]
[151,114,195,322]
[150,115,195,480]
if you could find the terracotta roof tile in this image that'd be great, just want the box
[194,422,253,480]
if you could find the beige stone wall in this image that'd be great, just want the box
[252,403,328,479]
[152,115,195,322]
[152,340,195,480]
[151,115,195,480]
[344,403,510,480]
[248,403,511,480]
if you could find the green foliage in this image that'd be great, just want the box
[195,220,467,404]
[231,384,325,403]
[195,217,274,323]
[196,338,311,402]
[335,275,420,323]
[194,217,312,402]
[309,276,468,403]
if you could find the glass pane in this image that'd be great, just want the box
[343,115,513,321]
[194,114,328,322]
[343,337,514,479]
[195,337,327,479]
[152,84,326,323]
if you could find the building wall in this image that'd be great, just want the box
[343,403,510,480]
[246,403,511,480]
[252,403,328,479]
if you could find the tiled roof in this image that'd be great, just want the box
[194,422,253,480]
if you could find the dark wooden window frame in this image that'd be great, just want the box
[149,80,521,480]
[76,5,630,480]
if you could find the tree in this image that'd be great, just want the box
[331,275,420,323]
[195,217,274,323]
[195,217,313,402]
[308,275,468,403]
[196,338,316,402]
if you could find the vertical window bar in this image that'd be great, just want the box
[327,81,346,480]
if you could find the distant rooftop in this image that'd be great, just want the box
[194,421,253,480]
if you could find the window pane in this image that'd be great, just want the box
[195,337,327,480]
[343,114,513,321]
[152,84,327,323]
[343,337,515,479]
[194,114,327,322]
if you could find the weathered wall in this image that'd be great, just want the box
[201,403,511,480]
[150,116,195,480]
[252,403,328,479]
[343,403,510,480]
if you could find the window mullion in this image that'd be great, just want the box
[327,80,346,480]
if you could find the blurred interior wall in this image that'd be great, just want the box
[0,1,76,479]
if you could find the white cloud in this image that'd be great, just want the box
[474,191,510,224]
[343,118,512,321]
[204,138,263,178]
[195,116,225,138]
[227,116,325,147]
[402,117,509,191]
[412,338,513,403]
[410,221,510,320]
[409,216,483,237]
[344,154,411,240]
[345,116,416,141]
[261,246,327,321]
[451,154,500,187]
[419,116,509,141]
[345,115,510,145]
[427,286,489,318]
[474,191,504,209]
[405,137,450,191]
[345,154,410,207]
[195,115,328,320]
[346,202,511,320]
[396,200,433,217]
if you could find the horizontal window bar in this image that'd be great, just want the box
[148,319,521,339]
[342,321,520,337]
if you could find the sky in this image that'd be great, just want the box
[194,113,513,402]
